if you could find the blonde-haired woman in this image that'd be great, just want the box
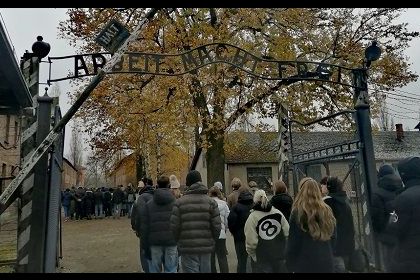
[169,175,182,199]
[285,177,336,273]
[244,189,289,272]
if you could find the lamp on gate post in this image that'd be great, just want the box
[353,40,381,270]
[354,41,381,204]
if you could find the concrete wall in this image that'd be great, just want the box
[62,160,77,190]
[108,156,137,188]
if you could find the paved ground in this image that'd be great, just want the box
[58,216,238,273]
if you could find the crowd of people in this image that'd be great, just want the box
[62,156,420,273]
[129,168,356,273]
[61,183,140,221]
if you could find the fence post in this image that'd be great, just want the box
[26,91,53,272]
[16,55,39,272]
[353,67,380,270]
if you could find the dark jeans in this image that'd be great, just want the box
[251,258,287,273]
[139,242,151,273]
[211,239,229,273]
[234,241,248,273]
[379,242,394,272]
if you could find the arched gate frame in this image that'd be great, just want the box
[0,8,379,272]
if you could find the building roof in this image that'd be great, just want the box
[63,157,77,172]
[225,131,420,163]
[0,22,32,112]
[109,153,136,176]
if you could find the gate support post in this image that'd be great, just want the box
[27,92,53,273]
[353,67,380,269]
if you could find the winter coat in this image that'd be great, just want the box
[270,193,293,222]
[286,211,334,273]
[244,202,289,262]
[84,191,95,213]
[127,189,136,203]
[227,189,240,210]
[140,188,176,247]
[324,191,355,257]
[94,190,103,205]
[388,178,420,273]
[75,188,85,202]
[131,186,154,234]
[112,188,124,204]
[212,197,230,239]
[371,174,402,245]
[170,182,221,255]
[61,191,73,207]
[228,190,254,242]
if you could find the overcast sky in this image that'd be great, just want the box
[1,8,419,157]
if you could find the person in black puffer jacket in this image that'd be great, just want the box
[270,180,293,222]
[131,178,154,273]
[140,176,177,273]
[370,164,402,272]
[324,176,355,272]
[227,186,254,273]
[170,170,221,273]
[388,157,420,273]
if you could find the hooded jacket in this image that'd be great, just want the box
[140,188,176,246]
[270,193,293,222]
[228,190,254,242]
[170,182,221,254]
[388,178,420,272]
[244,202,289,262]
[324,191,355,257]
[212,197,230,239]
[371,173,402,245]
[61,191,73,207]
[131,185,154,234]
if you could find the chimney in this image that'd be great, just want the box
[396,123,404,141]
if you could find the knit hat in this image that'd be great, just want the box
[214,181,223,191]
[186,170,202,187]
[169,175,180,189]
[398,157,420,183]
[378,164,395,178]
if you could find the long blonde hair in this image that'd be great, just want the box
[292,177,336,241]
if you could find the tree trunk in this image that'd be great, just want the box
[136,154,145,184]
[206,133,225,190]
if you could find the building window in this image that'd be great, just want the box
[5,115,10,144]
[247,167,272,194]
[202,152,206,168]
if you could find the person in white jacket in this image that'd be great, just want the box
[209,186,230,273]
[244,189,289,273]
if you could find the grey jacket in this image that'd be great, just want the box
[170,182,221,254]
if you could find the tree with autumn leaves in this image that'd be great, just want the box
[58,8,418,186]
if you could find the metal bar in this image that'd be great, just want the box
[293,150,360,165]
[293,139,360,157]
[343,159,358,184]
[290,110,355,127]
[0,7,161,210]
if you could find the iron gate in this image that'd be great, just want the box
[289,112,381,272]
